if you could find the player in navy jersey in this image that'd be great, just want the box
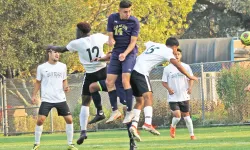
[105,0,140,124]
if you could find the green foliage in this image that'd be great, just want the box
[216,63,250,121]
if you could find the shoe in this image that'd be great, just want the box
[105,110,122,124]
[122,111,134,124]
[76,130,87,145]
[142,123,160,135]
[129,125,141,142]
[190,135,196,140]
[170,125,176,138]
[68,144,78,150]
[31,144,40,150]
[88,114,105,124]
[130,139,137,150]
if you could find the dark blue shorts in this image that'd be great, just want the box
[107,52,136,75]
[97,75,126,105]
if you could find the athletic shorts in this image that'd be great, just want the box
[82,67,107,95]
[130,70,152,97]
[97,75,126,105]
[169,101,190,112]
[107,52,136,75]
[38,101,71,117]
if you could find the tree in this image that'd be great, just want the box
[182,0,250,38]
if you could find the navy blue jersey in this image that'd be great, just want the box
[107,13,140,54]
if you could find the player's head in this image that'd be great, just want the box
[165,37,179,53]
[76,22,91,39]
[174,48,182,62]
[119,0,132,20]
[46,49,60,62]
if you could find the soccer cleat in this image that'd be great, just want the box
[88,114,106,124]
[142,123,160,136]
[122,111,134,124]
[76,130,87,145]
[129,125,141,142]
[31,144,40,150]
[130,139,137,150]
[68,144,78,150]
[190,135,196,140]
[105,110,122,124]
[170,125,176,138]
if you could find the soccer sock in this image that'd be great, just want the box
[184,116,194,136]
[79,106,89,130]
[126,122,132,139]
[131,109,141,128]
[108,90,118,111]
[125,88,133,111]
[171,117,181,128]
[35,125,43,144]
[91,91,103,115]
[66,123,73,145]
[144,106,153,125]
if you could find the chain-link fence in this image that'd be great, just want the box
[1,60,250,135]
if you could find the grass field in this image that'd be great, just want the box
[0,126,250,150]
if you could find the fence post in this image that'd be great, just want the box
[0,75,8,136]
[50,110,53,133]
[200,63,205,126]
[0,78,3,134]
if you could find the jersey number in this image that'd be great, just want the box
[86,46,99,61]
[145,45,160,54]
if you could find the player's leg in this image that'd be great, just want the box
[121,53,136,124]
[56,102,78,150]
[88,80,106,124]
[180,100,196,140]
[169,102,181,138]
[106,54,122,123]
[32,102,52,150]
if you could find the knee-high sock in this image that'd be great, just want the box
[91,91,103,115]
[79,106,89,130]
[126,122,132,139]
[144,106,152,125]
[131,109,141,128]
[66,123,73,145]
[108,90,118,111]
[125,88,133,111]
[171,117,181,127]
[35,125,43,144]
[184,116,194,136]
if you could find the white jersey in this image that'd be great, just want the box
[133,41,176,76]
[162,62,193,102]
[66,33,108,73]
[36,62,67,103]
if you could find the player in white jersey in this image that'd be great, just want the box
[47,22,108,145]
[129,37,198,142]
[31,49,77,150]
[162,48,196,140]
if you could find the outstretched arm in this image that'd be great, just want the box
[46,45,69,53]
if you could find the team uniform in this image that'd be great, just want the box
[162,63,194,112]
[107,13,140,74]
[37,62,70,116]
[66,33,109,95]
[131,41,176,96]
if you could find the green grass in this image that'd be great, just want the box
[0,126,250,150]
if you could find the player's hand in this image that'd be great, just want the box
[91,57,100,62]
[108,38,115,46]
[187,88,192,94]
[31,96,39,104]
[244,84,250,92]
[64,86,70,92]
[189,76,198,81]
[119,53,127,61]
[168,88,174,95]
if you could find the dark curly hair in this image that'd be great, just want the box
[77,22,91,34]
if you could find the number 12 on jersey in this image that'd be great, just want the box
[86,46,99,61]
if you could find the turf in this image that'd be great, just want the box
[0,126,249,150]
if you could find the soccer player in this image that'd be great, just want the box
[105,0,140,124]
[47,22,109,145]
[162,48,196,140]
[31,49,77,150]
[129,37,198,142]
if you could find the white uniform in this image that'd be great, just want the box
[36,62,67,103]
[66,33,108,73]
[133,41,176,76]
[162,63,193,102]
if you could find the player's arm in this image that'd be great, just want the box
[187,79,194,94]
[170,58,198,81]
[108,32,115,46]
[123,36,138,56]
[107,15,115,46]
[63,79,70,92]
[162,82,174,95]
[46,45,69,53]
[31,80,41,104]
